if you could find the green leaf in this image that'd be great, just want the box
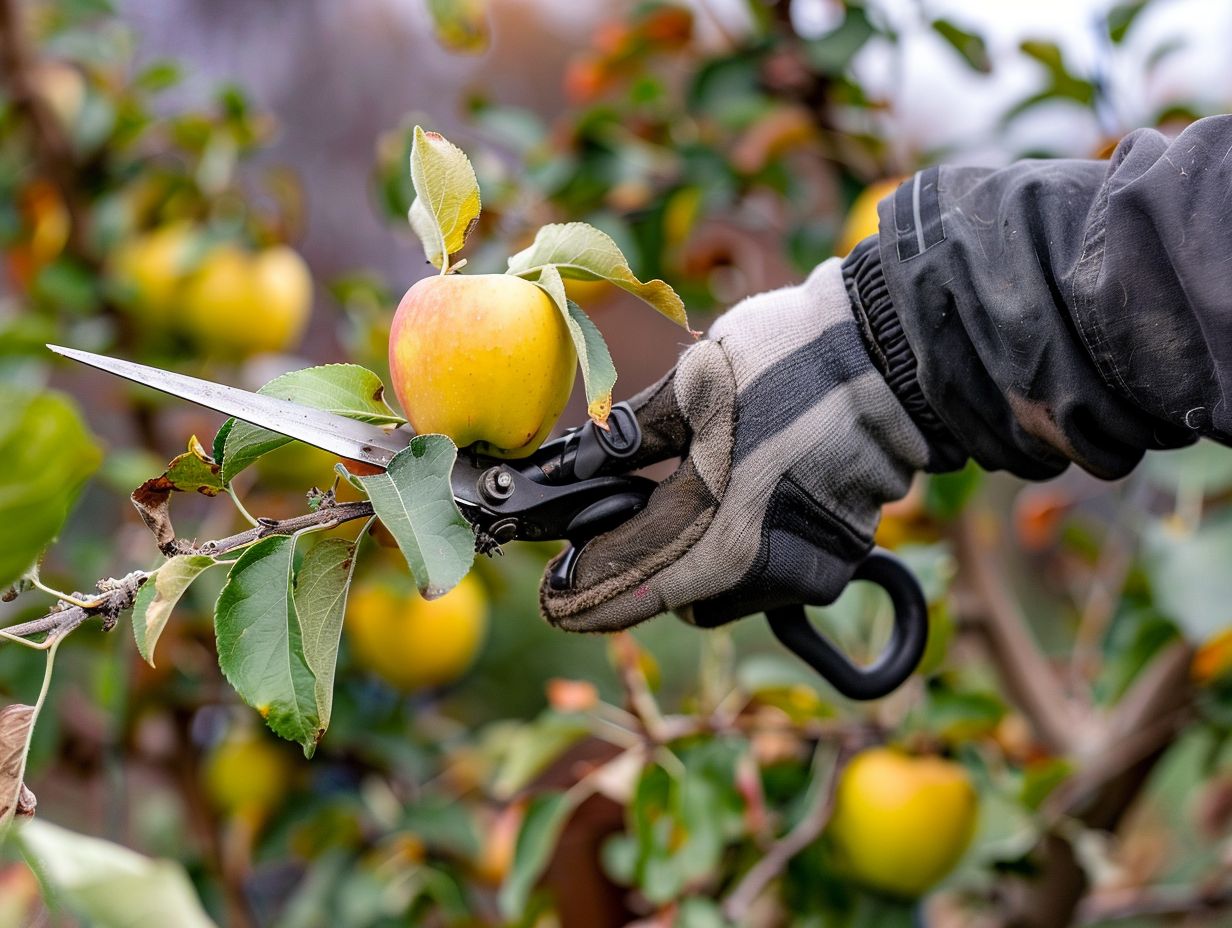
[926,686,1005,741]
[1003,40,1096,124]
[293,538,359,733]
[219,364,404,485]
[1144,512,1232,641]
[1096,608,1179,703]
[408,125,482,270]
[426,0,489,53]
[131,555,219,666]
[925,460,983,520]
[211,417,234,467]
[499,791,574,918]
[491,711,591,800]
[0,388,101,587]
[531,265,617,424]
[507,222,693,332]
[1107,0,1150,43]
[805,5,875,74]
[674,772,724,884]
[356,435,474,599]
[214,536,321,755]
[1020,757,1074,811]
[675,897,731,928]
[19,818,218,928]
[164,435,224,494]
[1142,441,1232,498]
[931,19,991,73]
[134,59,182,91]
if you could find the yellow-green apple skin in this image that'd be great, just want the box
[388,273,577,457]
[182,244,312,356]
[108,222,196,325]
[828,748,978,898]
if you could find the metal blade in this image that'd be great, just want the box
[48,345,408,468]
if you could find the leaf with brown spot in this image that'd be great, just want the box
[130,436,224,551]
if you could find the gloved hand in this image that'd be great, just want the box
[539,257,930,631]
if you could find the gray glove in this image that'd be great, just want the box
[539,257,930,631]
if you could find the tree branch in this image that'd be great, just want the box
[995,641,1195,928]
[1077,881,1232,925]
[0,500,375,644]
[722,740,854,922]
[953,512,1083,754]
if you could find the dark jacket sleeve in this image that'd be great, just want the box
[842,114,1232,480]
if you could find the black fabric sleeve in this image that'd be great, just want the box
[842,115,1232,480]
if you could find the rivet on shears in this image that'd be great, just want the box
[479,467,515,504]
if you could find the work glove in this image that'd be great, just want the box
[539,257,931,631]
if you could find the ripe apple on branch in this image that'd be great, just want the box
[389,126,696,456]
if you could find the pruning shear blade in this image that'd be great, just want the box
[46,344,407,469]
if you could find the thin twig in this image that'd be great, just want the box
[611,633,671,743]
[195,500,373,557]
[0,500,375,644]
[721,740,853,922]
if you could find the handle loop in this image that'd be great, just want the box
[765,548,928,700]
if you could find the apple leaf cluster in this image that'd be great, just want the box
[119,364,474,755]
[406,126,694,427]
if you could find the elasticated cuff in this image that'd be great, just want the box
[842,236,966,471]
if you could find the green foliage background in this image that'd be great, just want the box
[0,2,1230,927]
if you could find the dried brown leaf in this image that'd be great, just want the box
[0,704,35,824]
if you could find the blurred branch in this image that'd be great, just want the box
[998,641,1195,928]
[0,500,374,644]
[1044,641,1193,825]
[611,633,672,742]
[954,512,1083,754]
[0,0,90,258]
[721,740,853,922]
[1070,477,1149,685]
[1077,881,1232,924]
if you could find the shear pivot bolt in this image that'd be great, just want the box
[480,467,515,503]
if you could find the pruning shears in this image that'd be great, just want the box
[49,345,928,700]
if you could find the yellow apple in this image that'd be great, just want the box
[387,273,576,458]
[345,573,488,692]
[204,732,293,819]
[828,747,978,897]
[835,178,901,257]
[563,276,616,307]
[109,222,197,325]
[181,244,312,356]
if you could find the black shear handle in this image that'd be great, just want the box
[765,548,928,701]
